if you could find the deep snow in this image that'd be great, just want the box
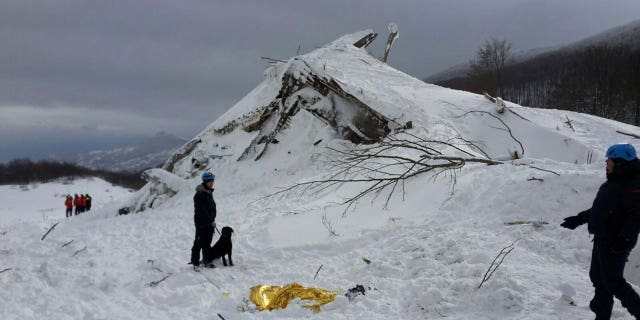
[2,31,640,320]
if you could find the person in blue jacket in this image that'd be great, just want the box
[561,143,640,319]
[190,171,217,268]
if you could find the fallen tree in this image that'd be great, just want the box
[267,131,502,215]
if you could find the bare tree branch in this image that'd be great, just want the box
[452,136,490,158]
[61,240,74,247]
[41,222,59,241]
[454,110,525,157]
[73,245,87,257]
[314,264,323,280]
[504,221,548,228]
[322,214,338,236]
[564,115,576,132]
[507,108,531,122]
[478,239,519,289]
[0,268,11,274]
[147,274,172,287]
[515,164,560,176]
[616,130,640,139]
[264,131,502,216]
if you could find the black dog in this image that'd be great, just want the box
[206,226,234,266]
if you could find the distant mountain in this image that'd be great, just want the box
[60,131,187,173]
[426,19,640,83]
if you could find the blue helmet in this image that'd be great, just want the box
[201,171,215,182]
[605,143,637,161]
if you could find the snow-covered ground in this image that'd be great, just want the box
[2,31,640,319]
[0,177,133,226]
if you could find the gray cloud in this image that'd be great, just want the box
[1,0,639,161]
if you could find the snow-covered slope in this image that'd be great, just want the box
[0,177,133,226]
[2,31,640,320]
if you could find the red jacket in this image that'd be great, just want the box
[74,196,80,207]
[65,198,73,209]
[78,196,86,207]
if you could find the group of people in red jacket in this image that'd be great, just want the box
[64,194,92,217]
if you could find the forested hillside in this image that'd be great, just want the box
[434,20,640,126]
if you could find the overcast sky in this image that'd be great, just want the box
[1,0,639,162]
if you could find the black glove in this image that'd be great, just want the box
[560,215,585,230]
[611,237,633,254]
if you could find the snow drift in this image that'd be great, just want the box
[2,30,640,319]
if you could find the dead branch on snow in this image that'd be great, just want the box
[266,131,502,216]
[478,239,519,289]
[454,110,525,157]
[314,264,323,280]
[73,245,87,257]
[322,214,338,236]
[616,130,640,139]
[564,116,576,132]
[504,221,548,228]
[41,222,59,241]
[147,274,173,287]
[514,163,560,176]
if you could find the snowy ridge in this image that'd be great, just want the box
[2,30,640,319]
[567,18,640,50]
[57,131,187,173]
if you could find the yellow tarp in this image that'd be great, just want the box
[250,283,339,312]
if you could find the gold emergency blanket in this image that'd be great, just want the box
[250,283,339,312]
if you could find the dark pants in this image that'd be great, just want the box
[190,224,213,265]
[589,239,640,319]
[66,208,72,217]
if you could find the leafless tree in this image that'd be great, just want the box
[468,38,512,96]
[267,131,502,216]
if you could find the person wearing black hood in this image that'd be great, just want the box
[190,171,217,268]
[561,143,640,319]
